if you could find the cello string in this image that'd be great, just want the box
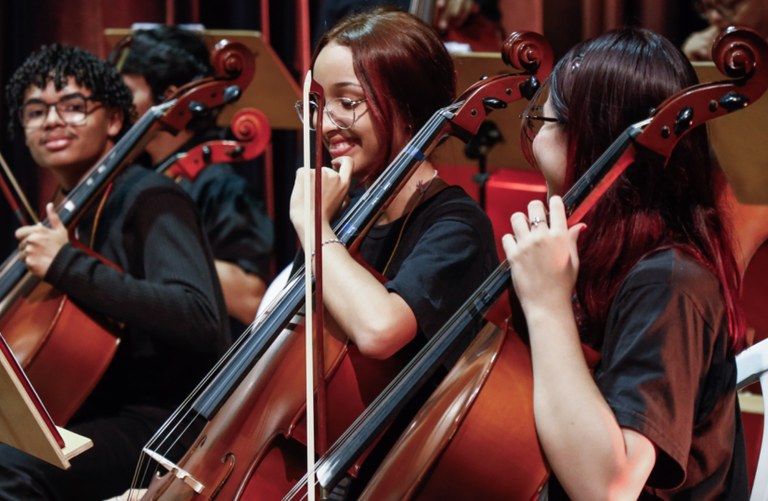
[149,99,453,452]
[129,98,459,495]
[128,296,311,492]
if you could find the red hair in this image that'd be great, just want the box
[545,28,744,352]
[312,7,456,181]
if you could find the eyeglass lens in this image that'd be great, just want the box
[295,97,365,130]
[522,106,557,142]
[20,95,90,129]
[520,86,552,168]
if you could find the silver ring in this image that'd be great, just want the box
[530,216,542,228]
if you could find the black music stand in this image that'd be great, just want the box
[431,51,537,209]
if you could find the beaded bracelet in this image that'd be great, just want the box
[311,238,346,257]
[321,238,345,248]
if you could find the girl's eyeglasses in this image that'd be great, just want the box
[294,97,368,130]
[519,87,566,169]
[520,112,561,143]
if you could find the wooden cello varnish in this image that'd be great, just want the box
[359,320,547,500]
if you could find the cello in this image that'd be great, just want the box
[284,26,768,500]
[0,39,256,426]
[132,31,552,501]
[157,107,271,183]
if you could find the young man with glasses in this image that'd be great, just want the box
[0,43,229,500]
[684,0,768,60]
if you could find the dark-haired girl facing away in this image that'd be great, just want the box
[503,28,748,499]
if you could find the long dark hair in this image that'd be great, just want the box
[313,7,456,178]
[546,27,744,351]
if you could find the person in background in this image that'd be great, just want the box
[115,26,274,336]
[0,44,228,500]
[314,0,505,51]
[504,27,748,498]
[683,0,768,60]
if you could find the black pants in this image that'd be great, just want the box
[0,406,169,501]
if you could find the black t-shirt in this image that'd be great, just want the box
[547,248,748,499]
[45,165,229,414]
[359,184,498,344]
[335,183,499,497]
[161,133,274,337]
[173,156,273,282]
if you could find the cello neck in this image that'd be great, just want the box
[57,100,175,228]
[0,100,176,316]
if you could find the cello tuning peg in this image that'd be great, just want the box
[482,98,507,111]
[519,76,541,101]
[718,91,749,112]
[189,101,210,117]
[673,106,694,136]
[223,85,242,105]
[226,146,244,159]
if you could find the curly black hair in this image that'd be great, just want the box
[116,26,213,103]
[5,43,136,140]
[114,26,217,134]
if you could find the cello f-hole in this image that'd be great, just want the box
[208,452,236,500]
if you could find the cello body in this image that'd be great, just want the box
[0,279,119,425]
[359,320,547,500]
[141,317,407,500]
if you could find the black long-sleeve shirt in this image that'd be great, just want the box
[45,165,229,414]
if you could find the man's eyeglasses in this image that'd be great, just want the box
[694,0,743,21]
[19,93,101,129]
[295,97,368,130]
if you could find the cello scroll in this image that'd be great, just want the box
[636,26,768,157]
[449,31,552,138]
[155,40,255,134]
[160,108,271,182]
